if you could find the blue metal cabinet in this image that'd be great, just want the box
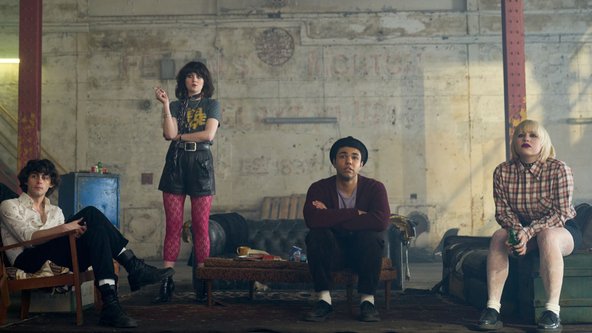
[58,172,120,228]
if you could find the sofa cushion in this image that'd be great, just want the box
[247,219,308,259]
[0,183,18,203]
[575,203,592,250]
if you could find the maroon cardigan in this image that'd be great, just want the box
[303,175,390,232]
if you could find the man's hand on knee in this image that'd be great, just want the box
[63,218,87,238]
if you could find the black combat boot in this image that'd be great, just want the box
[98,284,138,328]
[117,249,175,292]
[195,278,208,302]
[153,276,175,303]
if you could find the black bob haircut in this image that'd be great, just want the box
[17,159,61,197]
[329,136,368,165]
[175,61,215,99]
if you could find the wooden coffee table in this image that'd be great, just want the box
[195,257,398,312]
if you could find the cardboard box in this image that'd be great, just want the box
[29,280,95,313]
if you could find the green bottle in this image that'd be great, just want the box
[508,229,520,246]
[97,162,102,173]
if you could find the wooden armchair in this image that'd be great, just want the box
[0,230,96,325]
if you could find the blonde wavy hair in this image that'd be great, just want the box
[510,119,555,162]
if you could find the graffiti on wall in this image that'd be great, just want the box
[307,50,423,78]
[240,157,320,176]
[221,101,396,129]
[200,50,423,79]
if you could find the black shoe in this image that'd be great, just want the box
[153,276,175,303]
[304,300,334,322]
[360,301,380,322]
[195,279,207,302]
[477,308,503,330]
[98,284,138,328]
[117,250,175,292]
[537,310,562,333]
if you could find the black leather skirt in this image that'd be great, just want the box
[158,144,216,197]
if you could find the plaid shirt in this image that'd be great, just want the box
[493,157,576,241]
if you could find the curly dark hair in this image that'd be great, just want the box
[174,61,215,99]
[17,159,61,196]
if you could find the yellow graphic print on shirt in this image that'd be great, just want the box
[186,106,207,130]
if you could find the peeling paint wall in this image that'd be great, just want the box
[0,0,591,259]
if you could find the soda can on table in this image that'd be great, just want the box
[289,246,302,262]
[91,166,97,173]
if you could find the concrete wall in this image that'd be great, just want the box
[0,0,591,259]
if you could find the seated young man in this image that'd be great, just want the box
[0,159,174,328]
[303,137,390,322]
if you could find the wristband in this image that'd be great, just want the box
[163,113,172,118]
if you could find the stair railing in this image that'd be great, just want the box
[0,103,65,201]
[0,103,69,175]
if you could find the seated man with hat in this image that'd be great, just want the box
[303,136,390,322]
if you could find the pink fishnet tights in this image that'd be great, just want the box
[162,193,212,264]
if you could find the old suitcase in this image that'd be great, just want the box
[443,236,520,315]
[443,203,592,323]
[519,250,592,324]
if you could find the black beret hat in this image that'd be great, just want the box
[329,136,368,165]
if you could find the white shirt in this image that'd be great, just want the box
[0,193,65,265]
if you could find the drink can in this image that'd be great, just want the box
[289,246,302,262]
[91,166,97,172]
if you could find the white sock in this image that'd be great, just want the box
[486,300,501,313]
[319,290,331,305]
[98,279,116,286]
[545,303,560,315]
[360,294,374,305]
[118,247,127,256]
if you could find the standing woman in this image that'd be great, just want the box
[154,61,219,302]
[477,119,582,333]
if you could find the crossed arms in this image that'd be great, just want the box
[303,178,390,232]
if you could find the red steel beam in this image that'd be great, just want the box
[502,0,527,160]
[18,0,43,171]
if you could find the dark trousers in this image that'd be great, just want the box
[14,206,129,286]
[305,228,384,295]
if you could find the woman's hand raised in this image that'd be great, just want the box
[155,87,169,104]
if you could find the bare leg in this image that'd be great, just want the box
[487,228,511,305]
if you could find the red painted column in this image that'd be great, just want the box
[502,0,527,160]
[18,0,43,171]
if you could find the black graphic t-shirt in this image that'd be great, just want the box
[169,98,220,145]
